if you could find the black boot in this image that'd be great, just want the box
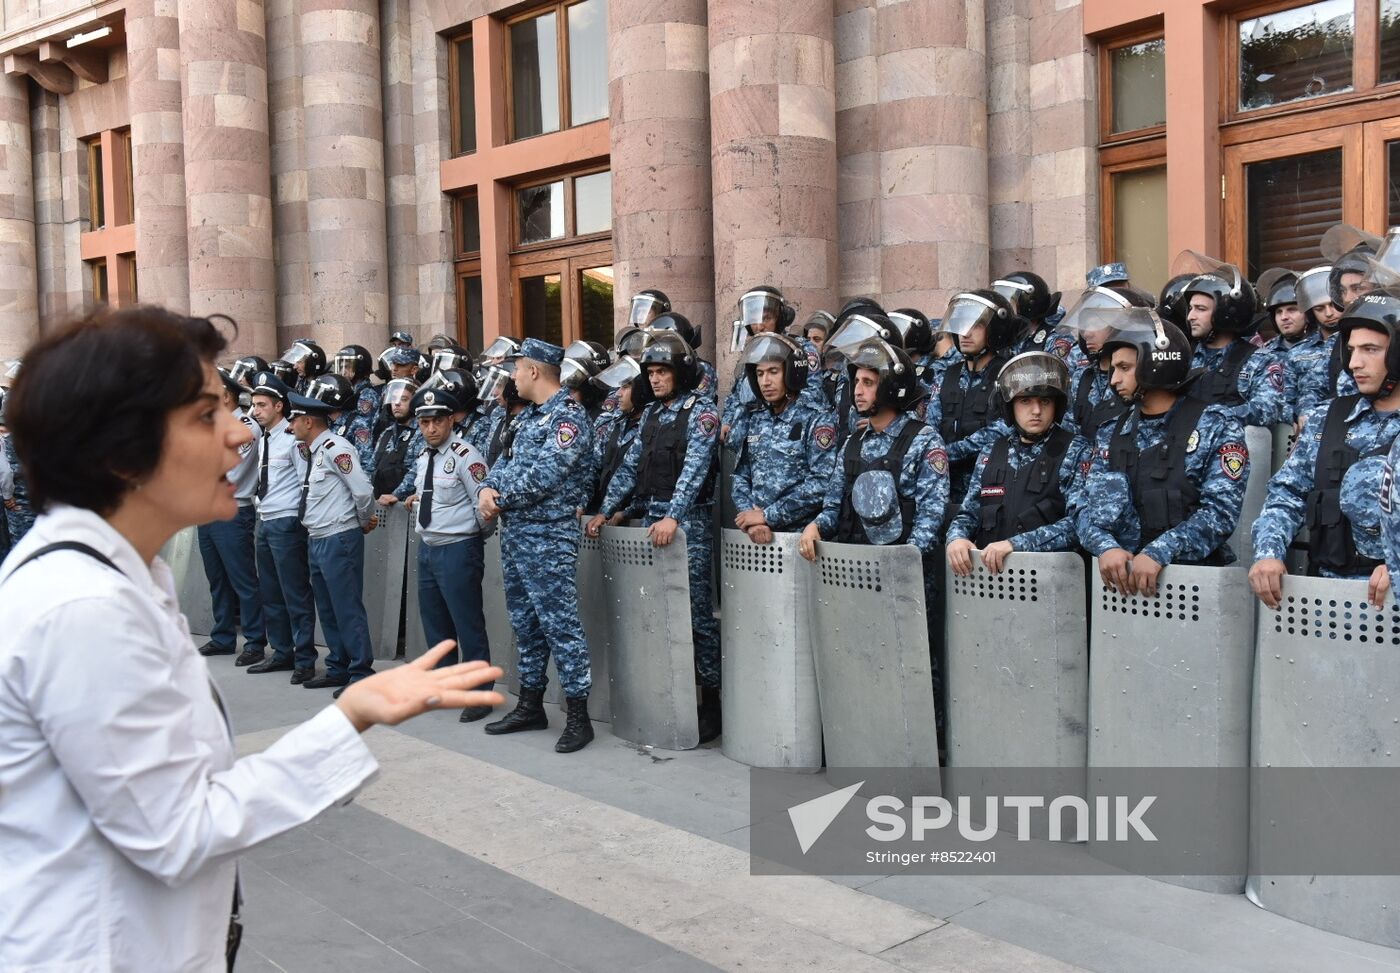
[554,695,594,753]
[484,686,548,735]
[697,685,722,744]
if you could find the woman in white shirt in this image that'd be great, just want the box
[0,307,503,972]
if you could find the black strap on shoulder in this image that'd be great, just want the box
[7,541,120,580]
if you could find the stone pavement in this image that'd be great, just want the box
[216,655,1400,973]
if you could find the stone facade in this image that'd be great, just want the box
[0,0,1097,367]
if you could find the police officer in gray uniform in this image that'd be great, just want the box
[287,385,378,695]
[246,370,319,683]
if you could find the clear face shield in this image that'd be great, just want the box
[477,361,515,403]
[481,336,519,362]
[382,378,419,416]
[614,326,647,360]
[331,351,362,378]
[1170,250,1246,300]
[228,359,259,387]
[592,356,641,392]
[823,314,890,369]
[939,294,1002,338]
[1366,228,1400,287]
[1254,268,1297,308]
[1058,287,1133,337]
[991,279,1035,317]
[739,291,783,330]
[996,352,1071,403]
[431,348,469,373]
[628,294,664,327]
[282,343,315,369]
[1321,223,1383,264]
[560,359,592,390]
[1102,307,1173,357]
[1295,266,1335,312]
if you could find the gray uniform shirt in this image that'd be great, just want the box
[300,430,375,539]
[411,434,492,546]
[255,418,306,521]
[0,437,11,500]
[230,408,262,504]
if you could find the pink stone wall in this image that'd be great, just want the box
[0,73,37,358]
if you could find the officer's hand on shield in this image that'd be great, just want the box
[747,525,773,545]
[721,423,731,442]
[403,493,418,509]
[362,514,378,535]
[946,538,976,576]
[478,487,501,520]
[735,507,766,531]
[378,493,398,506]
[1099,548,1133,595]
[982,540,1014,574]
[585,513,606,537]
[798,522,821,561]
[1129,553,1164,597]
[648,516,678,547]
[1248,557,1288,609]
[1368,563,1391,609]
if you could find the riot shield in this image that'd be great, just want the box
[1247,576,1400,948]
[602,524,699,750]
[1088,563,1254,893]
[806,541,940,771]
[1271,422,1309,573]
[576,517,611,721]
[945,551,1088,771]
[1270,421,1296,474]
[163,526,215,638]
[363,504,408,660]
[1226,425,1272,565]
[482,530,517,690]
[719,529,821,769]
[402,525,427,660]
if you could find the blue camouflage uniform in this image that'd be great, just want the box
[1063,362,1117,437]
[456,409,496,460]
[389,429,427,501]
[483,388,595,699]
[730,397,840,531]
[1077,400,1248,566]
[1190,340,1290,426]
[1252,395,1400,577]
[1381,435,1400,582]
[1,435,33,546]
[1045,329,1090,370]
[945,430,1091,552]
[1261,333,1314,420]
[721,338,825,436]
[603,391,722,687]
[1292,330,1360,417]
[696,359,718,399]
[590,409,641,513]
[340,379,381,470]
[923,360,1012,501]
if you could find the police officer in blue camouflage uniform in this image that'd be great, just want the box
[1058,286,1153,441]
[479,359,529,465]
[726,333,839,538]
[1250,291,1400,608]
[946,352,1089,575]
[820,306,905,442]
[1253,270,1311,421]
[370,376,421,498]
[888,308,941,394]
[309,373,377,472]
[407,384,496,722]
[1375,429,1400,606]
[282,338,327,395]
[288,384,378,696]
[1289,264,1347,418]
[992,271,1062,358]
[1181,260,1290,427]
[479,338,597,753]
[596,326,723,741]
[246,370,318,682]
[585,356,643,516]
[195,367,268,666]
[1076,311,1249,597]
[645,306,718,399]
[333,344,382,462]
[721,286,824,440]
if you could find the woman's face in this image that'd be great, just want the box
[141,363,253,528]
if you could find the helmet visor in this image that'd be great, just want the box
[1367,228,1400,287]
[382,378,419,411]
[628,294,664,326]
[738,291,784,329]
[306,377,343,407]
[844,338,899,375]
[1059,287,1133,334]
[826,314,889,354]
[1255,268,1297,308]
[940,294,1002,337]
[991,278,1035,316]
[477,362,514,402]
[1099,308,1170,352]
[331,351,363,375]
[282,344,315,368]
[996,353,1070,402]
[887,311,922,341]
[1296,266,1335,311]
[560,358,591,389]
[1321,223,1383,263]
[431,348,469,373]
[481,336,519,360]
[740,333,797,367]
[1170,250,1244,296]
[593,356,641,391]
[228,359,259,387]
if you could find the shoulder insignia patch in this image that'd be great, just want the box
[807,349,820,371]
[358,397,373,415]
[1219,442,1247,481]
[813,424,836,450]
[297,442,310,462]
[981,485,1006,498]
[925,447,949,475]
[354,427,371,445]
[469,461,488,482]
[1049,335,1073,359]
[556,419,580,448]
[1186,429,1200,454]
[450,442,470,457]
[1266,360,1285,393]
[333,452,354,474]
[697,410,719,437]
[1079,458,1093,477]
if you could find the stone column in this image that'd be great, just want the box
[0,74,38,358]
[708,0,837,386]
[267,0,310,351]
[127,0,190,315]
[876,0,987,311]
[178,0,277,355]
[609,0,714,345]
[29,88,66,326]
[300,0,389,351]
[409,1,453,344]
[834,0,881,298]
[987,0,1033,278]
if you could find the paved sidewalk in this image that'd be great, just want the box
[218,655,1400,972]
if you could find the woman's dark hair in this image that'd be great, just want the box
[9,305,230,515]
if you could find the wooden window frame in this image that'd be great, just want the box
[453,192,482,258]
[510,162,612,254]
[79,127,136,308]
[84,135,105,230]
[503,0,605,144]
[1099,26,1168,144]
[454,263,483,349]
[508,238,614,344]
[1098,143,1168,265]
[448,30,476,158]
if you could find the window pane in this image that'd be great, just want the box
[461,274,483,353]
[579,265,614,346]
[1245,148,1343,279]
[454,37,476,155]
[517,181,565,245]
[519,272,563,345]
[1388,140,1400,229]
[91,260,108,304]
[1110,39,1165,134]
[510,12,560,140]
[1383,0,1400,85]
[87,140,105,230]
[457,194,480,254]
[1111,166,1168,297]
[1239,0,1353,112]
[575,170,612,235]
[568,0,609,125]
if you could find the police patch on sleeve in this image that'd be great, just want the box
[1383,461,1394,515]
[333,452,354,474]
[469,461,488,482]
[1186,429,1200,454]
[925,447,949,475]
[1219,443,1246,480]
[807,349,820,371]
[1049,335,1073,360]
[358,397,373,415]
[813,424,836,450]
[1266,361,1285,394]
[556,420,580,448]
[355,427,371,445]
[297,442,311,462]
[697,410,719,437]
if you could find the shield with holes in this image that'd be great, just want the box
[363,503,409,659]
[1226,425,1273,565]
[163,526,215,638]
[1246,575,1400,947]
[602,523,699,749]
[402,524,427,660]
[1088,562,1254,894]
[943,551,1088,803]
[719,529,821,769]
[805,541,940,772]
[574,515,612,722]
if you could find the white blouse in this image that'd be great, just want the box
[0,505,379,972]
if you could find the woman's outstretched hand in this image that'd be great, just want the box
[335,642,505,732]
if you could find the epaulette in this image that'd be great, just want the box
[450,442,470,457]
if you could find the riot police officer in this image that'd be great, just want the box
[246,370,318,682]
[1251,290,1400,603]
[722,286,815,439]
[195,367,268,665]
[992,271,1061,356]
[820,307,904,443]
[479,359,529,465]
[333,344,383,454]
[586,356,643,517]
[597,329,723,741]
[287,385,378,695]
[888,308,941,392]
[1058,286,1151,442]
[561,340,612,423]
[282,338,327,394]
[308,373,376,472]
[408,385,495,721]
[727,333,839,539]
[370,376,421,498]
[228,354,270,389]
[1181,262,1289,426]
[479,339,596,753]
[1076,312,1249,596]
[628,287,672,328]
[946,352,1088,575]
[1291,264,1349,417]
[647,309,718,398]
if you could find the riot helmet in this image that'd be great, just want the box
[591,355,642,393]
[992,271,1060,323]
[824,312,904,369]
[304,373,354,412]
[1157,273,1195,330]
[1337,289,1400,397]
[996,351,1071,426]
[228,355,269,388]
[481,335,520,363]
[1295,265,1338,330]
[628,288,672,327]
[1174,251,1257,338]
[613,325,648,361]
[1256,268,1299,311]
[332,344,374,382]
[888,308,936,356]
[267,359,297,385]
[420,366,480,414]
[430,343,472,374]
[478,359,522,408]
[560,340,611,405]
[844,339,921,415]
[737,285,795,332]
[796,309,834,347]
[1322,223,1383,306]
[1059,285,1153,358]
[425,333,458,352]
[741,332,810,402]
[635,330,700,406]
[647,311,702,349]
[1100,309,1194,394]
[381,376,420,420]
[940,289,1022,354]
[282,339,327,378]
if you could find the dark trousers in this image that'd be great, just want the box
[256,515,317,670]
[309,529,375,683]
[418,534,492,687]
[197,504,266,653]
